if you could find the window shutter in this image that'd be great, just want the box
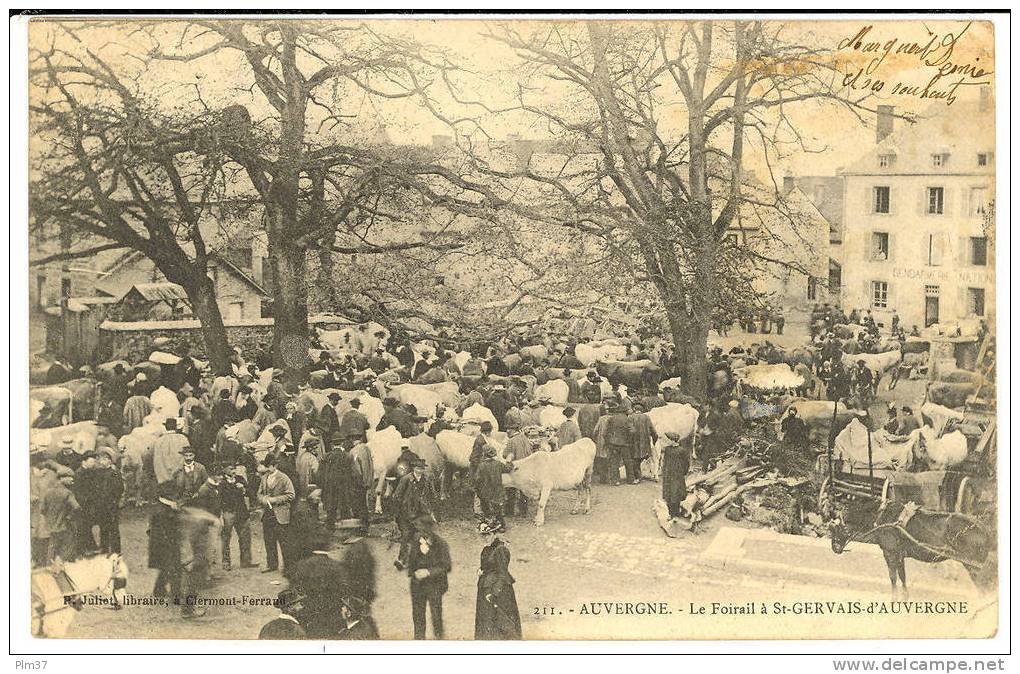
[886,186,893,215]
[863,279,873,308]
[887,232,896,263]
[918,186,927,215]
[958,286,968,318]
[963,188,972,217]
[943,187,953,216]
[957,236,969,265]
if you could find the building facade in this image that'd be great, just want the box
[836,94,994,332]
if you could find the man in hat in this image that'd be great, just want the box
[556,407,582,449]
[172,446,209,505]
[258,589,308,639]
[485,383,515,430]
[318,392,342,445]
[469,421,496,484]
[54,437,82,473]
[43,469,80,563]
[377,396,416,438]
[581,371,603,404]
[217,459,255,571]
[149,483,182,600]
[123,382,153,432]
[295,435,322,500]
[153,418,190,486]
[603,402,634,486]
[503,425,536,517]
[73,450,103,554]
[30,452,56,565]
[187,405,216,470]
[406,513,451,640]
[211,388,237,430]
[258,454,296,574]
[339,397,370,445]
[391,457,436,570]
[318,438,354,530]
[475,446,514,533]
[627,402,657,485]
[349,439,374,534]
[95,446,124,554]
[264,394,291,438]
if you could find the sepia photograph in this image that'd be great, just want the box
[16,10,1005,649]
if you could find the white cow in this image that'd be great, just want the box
[118,421,163,504]
[31,421,98,457]
[367,426,404,513]
[534,379,569,404]
[461,403,499,432]
[644,403,699,480]
[841,349,903,376]
[420,382,462,408]
[502,437,597,525]
[389,384,445,419]
[575,342,628,367]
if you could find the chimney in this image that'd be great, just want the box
[876,105,894,143]
[979,86,991,112]
[782,172,795,194]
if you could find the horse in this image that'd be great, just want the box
[828,498,995,599]
[31,553,128,637]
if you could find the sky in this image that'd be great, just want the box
[29,17,995,180]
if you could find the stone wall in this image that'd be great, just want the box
[98,315,356,365]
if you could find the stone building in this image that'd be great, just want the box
[835,92,995,331]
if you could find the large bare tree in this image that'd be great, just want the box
[29,24,240,372]
[478,20,882,399]
[141,19,497,382]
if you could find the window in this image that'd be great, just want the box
[970,187,988,216]
[926,234,945,266]
[872,281,889,309]
[871,232,889,261]
[928,187,944,215]
[807,277,818,301]
[878,154,895,168]
[977,153,990,167]
[970,237,988,266]
[967,288,985,317]
[931,153,948,168]
[925,284,940,297]
[873,186,891,213]
[725,232,739,246]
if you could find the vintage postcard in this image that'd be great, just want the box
[19,12,1002,645]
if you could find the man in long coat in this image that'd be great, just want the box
[628,402,658,483]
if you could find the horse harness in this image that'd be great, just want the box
[856,499,989,570]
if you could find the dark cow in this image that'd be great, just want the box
[926,382,977,409]
[594,360,662,393]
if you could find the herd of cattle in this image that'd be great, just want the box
[28,319,983,526]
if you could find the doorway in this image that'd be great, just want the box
[924,291,940,327]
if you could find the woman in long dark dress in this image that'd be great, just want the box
[661,433,692,519]
[474,537,522,640]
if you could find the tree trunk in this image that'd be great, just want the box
[269,239,310,385]
[185,274,233,375]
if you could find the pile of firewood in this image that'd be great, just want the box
[654,447,811,537]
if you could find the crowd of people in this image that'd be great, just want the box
[29,300,924,638]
